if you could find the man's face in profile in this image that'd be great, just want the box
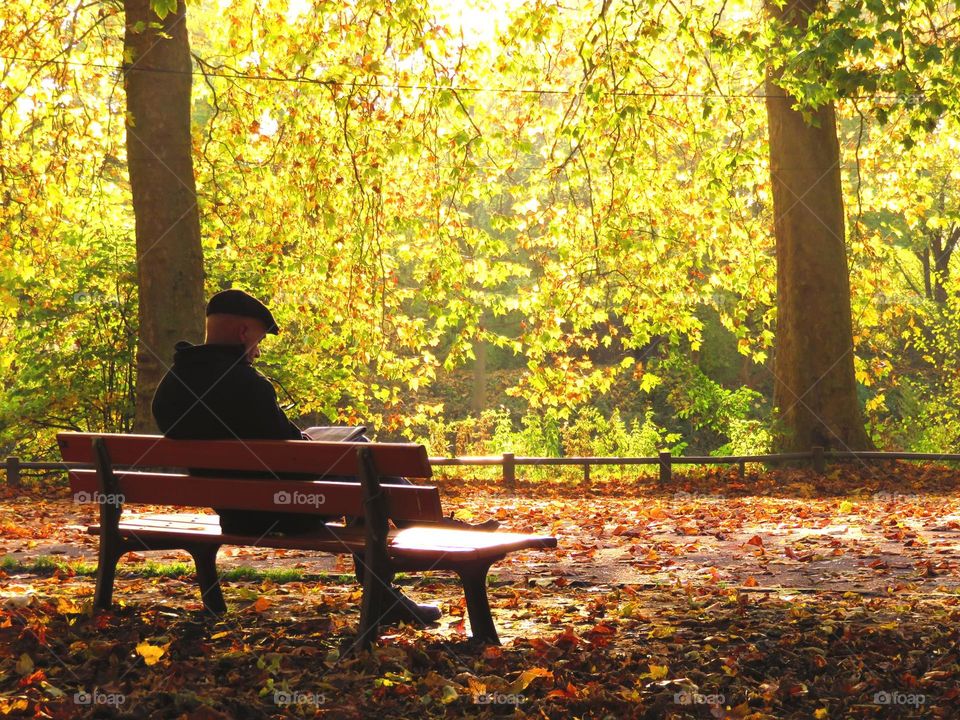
[239,318,269,363]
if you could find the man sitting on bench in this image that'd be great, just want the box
[151,288,448,626]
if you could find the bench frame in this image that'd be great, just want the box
[58,432,557,646]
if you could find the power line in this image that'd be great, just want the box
[0,53,926,104]
[1,52,756,98]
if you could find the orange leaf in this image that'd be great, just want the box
[481,646,502,660]
[589,622,616,635]
[546,682,580,699]
[553,627,580,648]
[18,669,46,688]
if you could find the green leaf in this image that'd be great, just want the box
[640,373,662,393]
[150,0,178,20]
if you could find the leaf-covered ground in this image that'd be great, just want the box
[2,463,960,718]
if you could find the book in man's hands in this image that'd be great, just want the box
[302,425,368,442]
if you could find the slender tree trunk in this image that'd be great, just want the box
[124,0,205,431]
[472,339,487,415]
[931,226,960,305]
[931,231,948,305]
[918,245,933,300]
[765,0,872,452]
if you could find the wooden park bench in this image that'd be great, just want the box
[57,432,557,646]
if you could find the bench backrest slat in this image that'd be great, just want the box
[57,432,432,478]
[58,432,442,523]
[68,470,443,521]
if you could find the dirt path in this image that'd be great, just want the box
[5,487,960,594]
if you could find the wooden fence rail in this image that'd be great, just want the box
[427,449,944,488]
[6,448,960,490]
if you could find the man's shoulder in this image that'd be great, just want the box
[212,361,277,401]
[170,344,259,379]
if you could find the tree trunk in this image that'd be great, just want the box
[765,0,872,452]
[931,225,960,305]
[124,0,205,431]
[471,339,487,415]
[933,240,948,305]
[917,245,933,300]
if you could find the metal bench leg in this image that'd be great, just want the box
[93,542,126,611]
[355,446,394,649]
[456,561,500,645]
[92,437,126,612]
[357,566,391,649]
[187,544,226,615]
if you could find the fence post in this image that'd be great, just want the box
[738,460,746,479]
[582,463,590,485]
[658,451,672,485]
[502,453,516,492]
[6,457,20,488]
[811,446,826,474]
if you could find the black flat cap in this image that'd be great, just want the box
[206,289,279,334]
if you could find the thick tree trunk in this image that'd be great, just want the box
[124,0,205,431]
[765,0,872,452]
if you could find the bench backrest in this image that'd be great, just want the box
[57,432,443,523]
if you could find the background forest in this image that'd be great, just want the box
[2,0,960,461]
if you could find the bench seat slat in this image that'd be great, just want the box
[104,524,367,553]
[87,517,556,562]
[110,512,220,524]
[391,527,558,553]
